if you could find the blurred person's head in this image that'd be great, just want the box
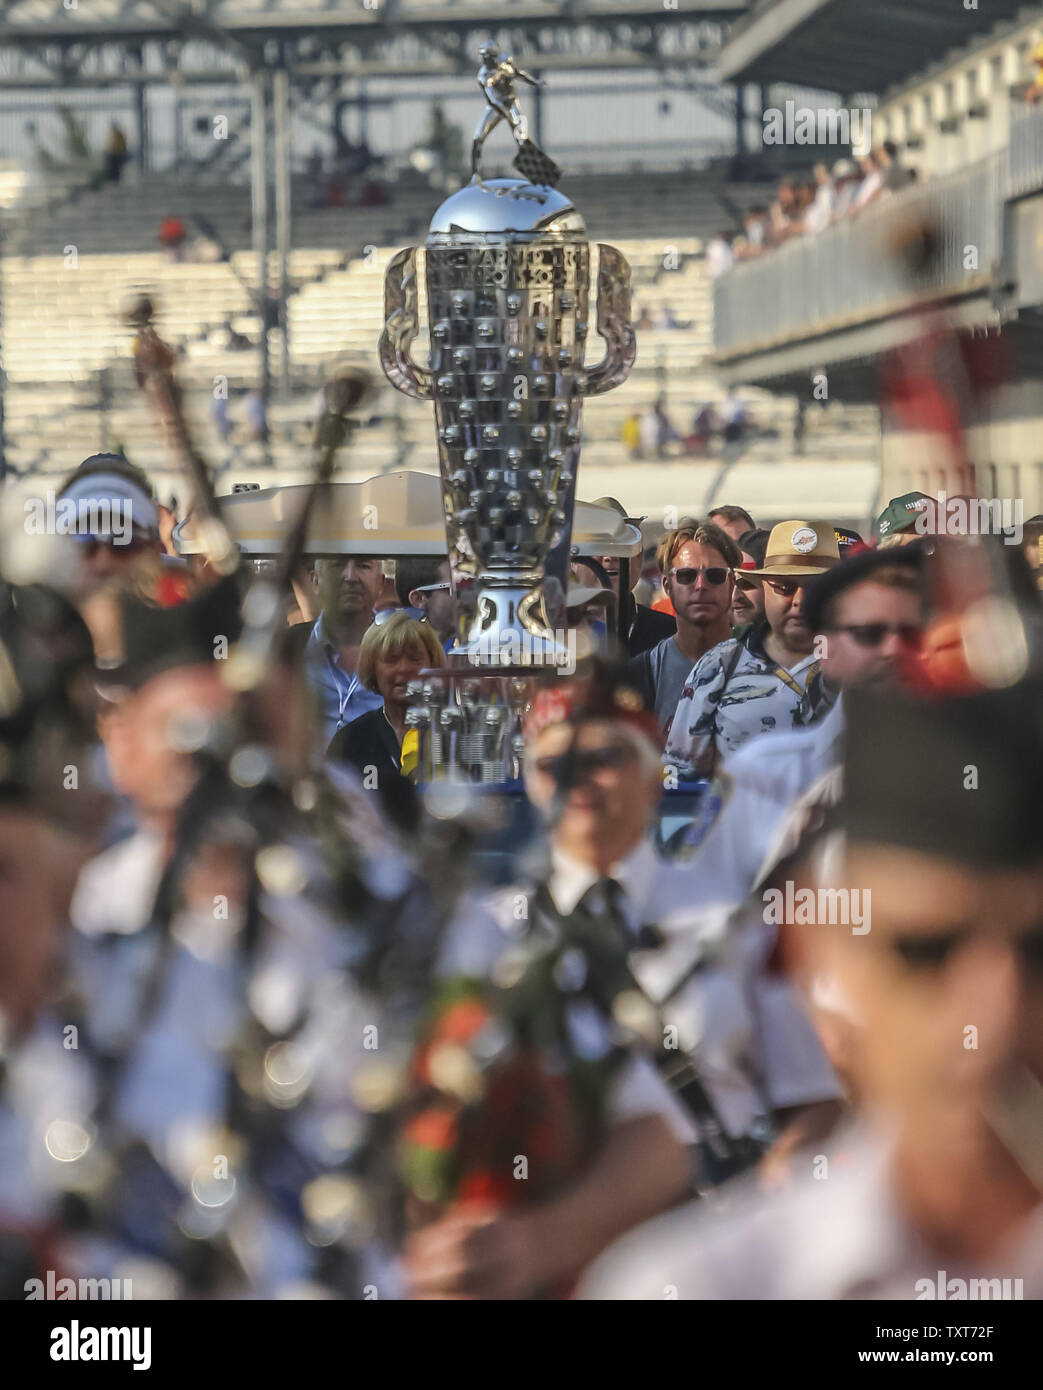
[54,453,163,591]
[395,555,458,644]
[803,548,925,689]
[98,663,234,828]
[806,683,1043,1232]
[91,575,243,829]
[656,519,740,642]
[523,669,662,872]
[708,505,755,544]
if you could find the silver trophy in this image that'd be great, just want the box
[378,49,635,776]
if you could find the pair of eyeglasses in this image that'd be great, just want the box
[535,745,632,779]
[834,623,922,649]
[412,582,452,593]
[764,578,803,598]
[670,566,731,587]
[372,607,429,626]
[888,925,1043,974]
[734,574,760,592]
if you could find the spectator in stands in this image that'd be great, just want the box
[737,205,769,258]
[245,388,268,444]
[635,306,654,331]
[706,230,734,279]
[851,150,885,215]
[879,140,912,193]
[769,178,800,243]
[104,122,128,184]
[158,215,187,262]
[803,162,835,235]
[656,304,688,331]
[394,555,460,650]
[720,389,748,449]
[640,397,680,459]
[621,411,642,460]
[211,392,233,445]
[830,159,860,221]
[305,145,326,208]
[627,519,741,730]
[708,505,756,545]
[224,321,253,351]
[685,402,716,456]
[1026,40,1043,103]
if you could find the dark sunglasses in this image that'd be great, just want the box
[764,578,802,598]
[834,623,922,649]
[734,574,760,592]
[670,566,731,587]
[535,745,632,779]
[889,925,1043,974]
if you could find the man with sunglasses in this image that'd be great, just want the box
[420,667,841,1297]
[730,528,769,637]
[628,519,741,730]
[665,520,840,778]
[584,678,1043,1300]
[674,547,926,956]
[394,555,461,650]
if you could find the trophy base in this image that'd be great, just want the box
[453,584,576,673]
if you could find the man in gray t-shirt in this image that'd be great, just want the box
[626,519,741,732]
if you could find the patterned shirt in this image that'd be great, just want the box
[664,620,836,777]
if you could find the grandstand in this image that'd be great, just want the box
[713,3,1043,515]
[0,0,885,531]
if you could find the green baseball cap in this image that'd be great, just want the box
[875,491,933,538]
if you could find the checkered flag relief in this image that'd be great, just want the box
[513,139,562,189]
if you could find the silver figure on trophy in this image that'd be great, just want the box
[471,41,560,188]
[378,47,635,778]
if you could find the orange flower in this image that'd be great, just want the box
[436,996,490,1045]
[403,1106,458,1152]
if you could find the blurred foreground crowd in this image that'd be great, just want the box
[2,452,1043,1300]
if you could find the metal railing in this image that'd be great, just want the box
[714,151,1008,358]
[1007,102,1043,200]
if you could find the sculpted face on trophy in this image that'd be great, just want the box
[379,44,636,664]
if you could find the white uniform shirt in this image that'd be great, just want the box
[685,698,846,909]
[66,825,400,1296]
[581,1126,1043,1299]
[441,838,839,1141]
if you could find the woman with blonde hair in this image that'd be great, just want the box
[326,611,445,800]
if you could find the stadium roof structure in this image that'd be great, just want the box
[0,1,748,84]
[716,0,1032,93]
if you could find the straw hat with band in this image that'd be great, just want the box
[742,520,840,580]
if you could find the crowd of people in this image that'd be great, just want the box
[708,143,917,277]
[2,447,1043,1307]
